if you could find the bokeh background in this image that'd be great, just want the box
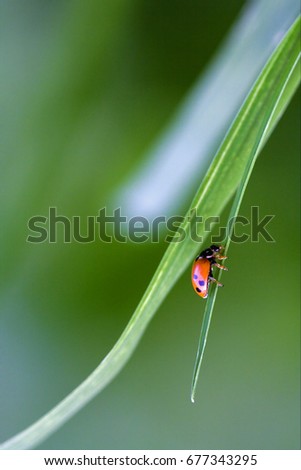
[0,0,300,449]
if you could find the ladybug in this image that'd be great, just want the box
[191,245,228,299]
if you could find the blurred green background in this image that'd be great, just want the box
[0,0,299,449]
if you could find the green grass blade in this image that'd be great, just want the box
[1,16,300,450]
[191,42,300,402]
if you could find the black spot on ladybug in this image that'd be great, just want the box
[196,287,201,293]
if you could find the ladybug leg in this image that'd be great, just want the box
[215,254,227,260]
[213,262,228,271]
[209,276,223,287]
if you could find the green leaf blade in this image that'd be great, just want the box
[191,42,301,402]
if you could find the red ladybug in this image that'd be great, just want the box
[192,245,228,299]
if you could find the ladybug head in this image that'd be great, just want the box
[210,244,222,253]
